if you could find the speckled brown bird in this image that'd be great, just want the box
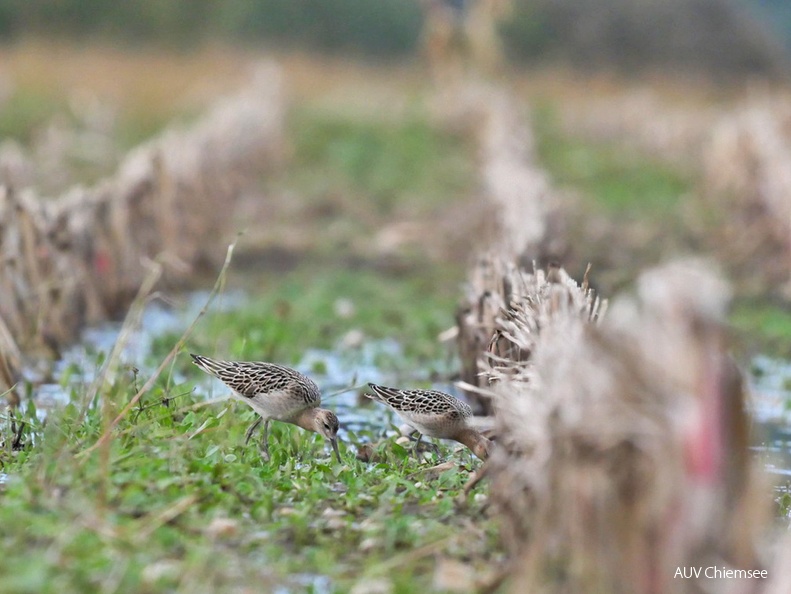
[365,383,491,460]
[191,354,340,462]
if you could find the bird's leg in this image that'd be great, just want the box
[410,433,442,460]
[413,433,424,460]
[427,438,442,458]
[244,417,263,445]
[260,419,271,462]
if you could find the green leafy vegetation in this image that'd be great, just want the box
[0,82,187,174]
[533,106,690,217]
[115,106,191,150]
[730,301,791,358]
[1,263,491,594]
[778,487,791,520]
[186,266,460,366]
[530,104,702,296]
[1,393,494,593]
[0,88,64,143]
[286,108,473,215]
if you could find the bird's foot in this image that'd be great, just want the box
[410,437,441,457]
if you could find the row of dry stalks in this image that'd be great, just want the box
[0,64,283,397]
[435,83,567,415]
[450,82,789,593]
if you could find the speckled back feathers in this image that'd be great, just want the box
[366,383,473,420]
[190,354,320,406]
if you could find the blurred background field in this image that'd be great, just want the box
[3,1,791,593]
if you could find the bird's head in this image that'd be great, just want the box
[472,435,493,461]
[314,408,341,462]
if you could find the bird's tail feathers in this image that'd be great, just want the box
[190,353,225,378]
[366,383,401,404]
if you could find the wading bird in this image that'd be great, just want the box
[191,354,341,463]
[365,383,491,460]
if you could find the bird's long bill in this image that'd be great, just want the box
[330,437,341,463]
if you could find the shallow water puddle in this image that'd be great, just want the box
[23,290,244,418]
[274,574,332,594]
[749,355,791,479]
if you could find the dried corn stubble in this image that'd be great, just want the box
[484,260,766,593]
[0,63,284,395]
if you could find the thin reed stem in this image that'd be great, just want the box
[79,237,238,459]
